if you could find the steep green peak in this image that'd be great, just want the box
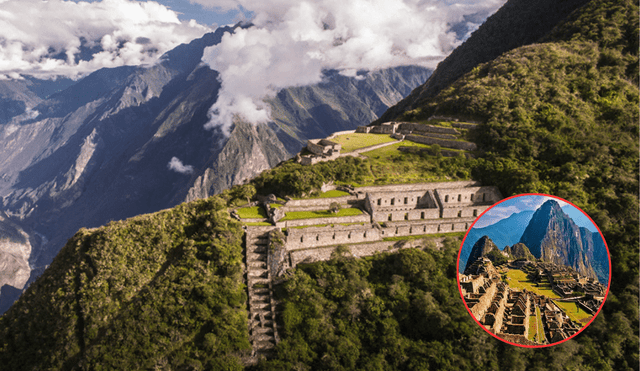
[464,235,498,271]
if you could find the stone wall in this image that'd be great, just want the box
[398,122,459,135]
[284,195,360,209]
[276,213,370,228]
[327,130,356,139]
[285,224,380,250]
[469,280,498,320]
[405,134,477,151]
[372,208,440,223]
[289,239,425,267]
[355,181,479,194]
[435,186,502,207]
[440,204,492,219]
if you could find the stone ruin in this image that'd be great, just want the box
[254,181,502,273]
[297,138,342,165]
[460,258,586,345]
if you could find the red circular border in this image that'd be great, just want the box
[456,193,612,348]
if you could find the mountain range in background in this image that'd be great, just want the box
[0,25,430,312]
[460,200,609,284]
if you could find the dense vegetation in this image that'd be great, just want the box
[256,239,492,370]
[0,197,250,370]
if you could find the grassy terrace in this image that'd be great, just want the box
[280,208,363,221]
[331,133,397,152]
[528,306,544,343]
[295,190,351,199]
[553,300,591,325]
[236,206,267,219]
[382,232,465,241]
[505,269,560,299]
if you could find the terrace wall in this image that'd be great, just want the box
[276,213,370,228]
[398,122,460,135]
[405,134,477,151]
[289,239,425,267]
[286,224,381,250]
[284,196,361,210]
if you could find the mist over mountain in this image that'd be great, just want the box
[0,26,430,311]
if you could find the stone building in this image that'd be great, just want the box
[252,181,502,271]
[298,138,342,165]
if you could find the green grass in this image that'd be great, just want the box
[296,190,351,199]
[382,232,465,241]
[244,222,273,226]
[318,190,350,198]
[236,206,267,219]
[505,269,560,299]
[552,300,592,325]
[360,141,430,161]
[280,208,363,221]
[331,133,397,152]
[528,306,544,343]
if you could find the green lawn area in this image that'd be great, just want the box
[331,133,397,152]
[244,222,273,226]
[528,306,544,343]
[360,141,431,161]
[382,232,465,241]
[319,190,350,198]
[553,300,592,325]
[505,269,560,299]
[280,208,363,221]
[293,190,350,200]
[236,206,267,219]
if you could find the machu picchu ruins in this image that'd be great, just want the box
[460,253,606,346]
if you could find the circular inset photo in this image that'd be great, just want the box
[457,194,610,347]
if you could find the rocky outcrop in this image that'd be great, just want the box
[464,236,499,272]
[519,200,604,282]
[504,243,535,261]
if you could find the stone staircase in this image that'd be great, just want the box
[245,227,278,361]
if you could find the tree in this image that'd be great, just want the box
[329,202,341,213]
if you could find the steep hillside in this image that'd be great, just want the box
[0,197,249,370]
[464,235,499,271]
[377,0,637,367]
[376,0,591,122]
[0,25,430,309]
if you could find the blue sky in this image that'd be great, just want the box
[473,195,598,232]
[69,0,251,27]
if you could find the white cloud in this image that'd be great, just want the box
[199,0,506,133]
[473,195,569,228]
[167,156,194,174]
[0,0,210,79]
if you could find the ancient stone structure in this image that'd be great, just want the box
[298,138,342,165]
[460,258,587,345]
[241,180,501,356]
[244,226,279,362]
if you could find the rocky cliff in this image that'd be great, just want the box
[464,235,499,272]
[519,200,607,282]
[0,27,430,311]
[503,243,535,261]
